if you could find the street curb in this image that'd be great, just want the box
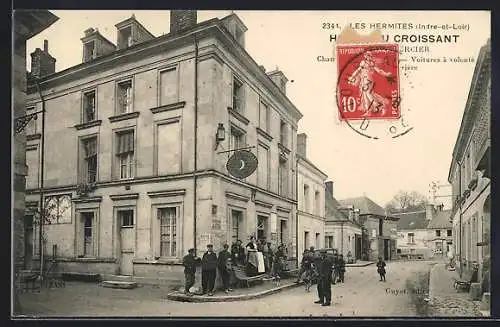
[166,282,302,302]
[346,262,375,267]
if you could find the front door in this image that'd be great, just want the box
[384,239,390,260]
[355,234,362,260]
[24,215,34,269]
[118,210,135,276]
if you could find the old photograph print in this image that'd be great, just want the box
[12,10,491,318]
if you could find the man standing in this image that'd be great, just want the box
[332,253,339,284]
[201,244,218,296]
[218,244,232,294]
[182,248,201,296]
[338,254,346,283]
[315,249,334,306]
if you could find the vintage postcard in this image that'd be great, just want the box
[12,10,491,318]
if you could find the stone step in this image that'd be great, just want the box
[61,272,101,282]
[102,274,183,287]
[101,280,138,289]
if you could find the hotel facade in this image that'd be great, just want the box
[24,11,303,281]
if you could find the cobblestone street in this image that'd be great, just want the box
[17,261,435,317]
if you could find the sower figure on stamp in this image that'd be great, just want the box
[377,257,387,282]
[315,249,334,306]
[201,244,218,296]
[182,248,201,296]
[218,244,233,294]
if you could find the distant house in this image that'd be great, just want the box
[338,196,399,261]
[392,204,453,259]
[324,182,362,260]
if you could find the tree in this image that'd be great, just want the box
[385,190,428,213]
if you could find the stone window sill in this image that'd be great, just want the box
[109,111,140,123]
[228,107,249,125]
[150,101,186,114]
[74,120,102,130]
[257,127,273,141]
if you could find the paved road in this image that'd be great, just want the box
[17,261,434,317]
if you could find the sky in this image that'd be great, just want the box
[26,10,490,208]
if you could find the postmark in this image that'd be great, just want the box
[336,43,401,121]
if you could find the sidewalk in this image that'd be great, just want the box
[346,261,374,267]
[427,263,484,317]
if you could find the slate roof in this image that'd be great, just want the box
[338,196,387,217]
[392,211,429,230]
[325,191,348,221]
[427,209,452,229]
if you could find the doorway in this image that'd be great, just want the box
[304,231,310,252]
[383,239,390,260]
[257,215,268,242]
[355,234,362,260]
[24,215,34,269]
[118,209,135,275]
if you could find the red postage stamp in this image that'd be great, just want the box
[336,43,401,121]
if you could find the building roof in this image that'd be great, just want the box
[392,211,429,230]
[338,196,387,217]
[427,209,452,229]
[297,153,328,180]
[325,192,348,221]
[14,10,59,40]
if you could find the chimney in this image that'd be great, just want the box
[325,181,333,197]
[425,203,435,220]
[297,133,307,157]
[267,69,288,94]
[30,40,56,79]
[170,10,197,35]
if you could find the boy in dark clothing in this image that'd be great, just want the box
[377,257,387,282]
[315,250,334,306]
[201,244,218,295]
[296,249,311,283]
[183,248,201,295]
[231,240,245,266]
[338,254,346,283]
[218,244,233,293]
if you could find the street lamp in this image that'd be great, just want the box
[214,123,226,150]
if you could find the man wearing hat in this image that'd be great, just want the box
[315,249,334,306]
[201,244,218,296]
[182,248,201,296]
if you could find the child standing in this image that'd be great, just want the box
[376,257,386,282]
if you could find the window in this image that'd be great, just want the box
[436,230,441,237]
[156,120,181,175]
[159,67,178,105]
[447,229,452,237]
[280,119,287,146]
[116,130,134,179]
[26,147,39,189]
[80,137,97,183]
[325,236,333,248]
[407,233,415,244]
[278,158,288,196]
[257,144,269,189]
[119,210,134,227]
[117,80,133,114]
[44,195,72,224]
[81,212,96,257]
[304,231,310,251]
[230,127,245,152]
[259,100,270,132]
[257,215,267,242]
[231,210,243,243]
[315,233,320,248]
[379,219,383,236]
[159,207,177,257]
[232,76,244,112]
[118,26,133,49]
[84,41,96,62]
[26,107,37,134]
[278,219,288,245]
[82,91,96,123]
[314,191,320,215]
[303,184,310,212]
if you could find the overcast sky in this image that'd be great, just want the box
[26,10,490,208]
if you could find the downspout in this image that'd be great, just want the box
[458,161,463,278]
[341,221,344,255]
[34,79,46,278]
[193,34,199,253]
[295,158,299,266]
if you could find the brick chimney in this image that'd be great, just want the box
[325,181,333,197]
[297,133,307,157]
[267,68,288,94]
[425,203,435,220]
[170,10,197,35]
[30,40,56,78]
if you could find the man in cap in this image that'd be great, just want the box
[218,244,233,294]
[182,248,201,296]
[315,249,334,306]
[201,244,218,296]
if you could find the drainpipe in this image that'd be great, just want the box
[295,157,299,266]
[34,79,46,278]
[458,160,463,278]
[193,34,199,254]
[341,221,344,255]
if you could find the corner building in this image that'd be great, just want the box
[25,11,302,282]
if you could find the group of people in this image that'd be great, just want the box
[182,237,288,296]
[296,247,346,286]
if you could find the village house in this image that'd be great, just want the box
[447,39,490,289]
[296,133,328,262]
[324,182,362,261]
[24,11,303,283]
[338,196,399,261]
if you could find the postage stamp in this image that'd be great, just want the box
[336,43,401,121]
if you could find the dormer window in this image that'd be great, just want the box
[118,26,134,49]
[84,41,96,62]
